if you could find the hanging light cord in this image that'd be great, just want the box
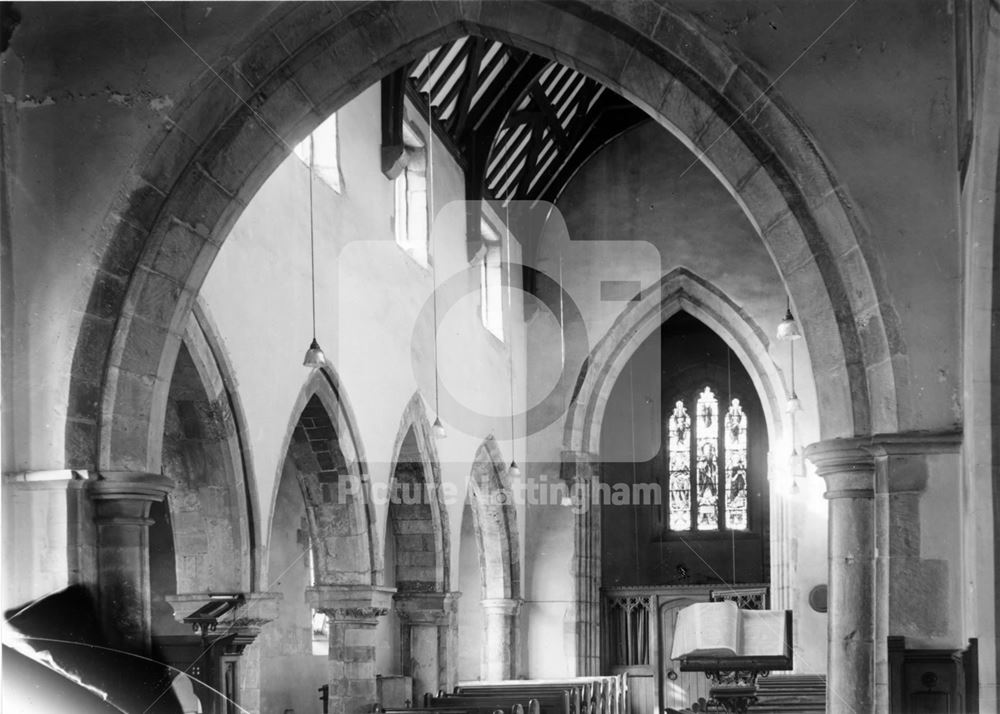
[309,134,317,339]
[506,205,517,456]
[427,93,441,419]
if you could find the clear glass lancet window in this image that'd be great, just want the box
[394,122,428,265]
[294,112,342,193]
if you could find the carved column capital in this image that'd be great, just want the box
[394,591,460,624]
[804,438,874,499]
[307,585,395,625]
[89,471,173,522]
[480,597,523,617]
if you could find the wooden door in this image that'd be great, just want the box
[657,598,710,713]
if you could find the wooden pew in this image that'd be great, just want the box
[455,674,625,714]
[426,690,571,714]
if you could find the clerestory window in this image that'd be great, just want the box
[479,218,504,341]
[393,122,428,266]
[666,386,748,532]
[294,112,342,193]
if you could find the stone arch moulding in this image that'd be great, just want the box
[171,301,260,592]
[263,365,382,588]
[468,436,521,601]
[385,392,451,593]
[564,268,789,459]
[74,0,904,475]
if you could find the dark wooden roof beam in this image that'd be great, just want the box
[449,38,486,138]
[380,66,409,179]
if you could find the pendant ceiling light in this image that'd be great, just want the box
[786,337,801,413]
[427,94,446,439]
[303,133,327,369]
[777,298,802,341]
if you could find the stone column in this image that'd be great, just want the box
[480,597,523,680]
[89,470,173,654]
[561,451,601,676]
[395,592,460,701]
[804,440,875,714]
[308,584,394,714]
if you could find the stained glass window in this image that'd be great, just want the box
[665,387,750,531]
[695,387,719,530]
[724,399,748,530]
[667,401,691,530]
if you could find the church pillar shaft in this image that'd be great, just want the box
[309,585,393,714]
[395,592,459,701]
[89,471,173,654]
[805,440,875,714]
[561,451,601,676]
[481,598,522,680]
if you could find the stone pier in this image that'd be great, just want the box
[89,470,173,654]
[308,585,394,714]
[395,591,459,701]
[805,440,875,714]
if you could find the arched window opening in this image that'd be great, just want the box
[294,112,342,193]
[307,541,329,656]
[667,386,749,532]
[394,121,428,265]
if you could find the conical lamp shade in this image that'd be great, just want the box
[432,417,447,439]
[777,308,802,340]
[786,393,801,413]
[509,460,521,478]
[303,338,327,368]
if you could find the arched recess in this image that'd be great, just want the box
[458,436,521,680]
[265,366,380,588]
[386,393,450,594]
[561,269,797,675]
[382,393,454,697]
[72,0,902,475]
[152,308,256,613]
[468,436,520,601]
[565,268,788,459]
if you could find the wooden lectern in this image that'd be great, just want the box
[671,602,793,714]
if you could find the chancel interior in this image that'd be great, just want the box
[2,2,999,713]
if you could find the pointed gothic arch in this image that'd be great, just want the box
[385,393,450,594]
[71,0,902,479]
[265,366,380,587]
[565,268,788,459]
[467,436,521,601]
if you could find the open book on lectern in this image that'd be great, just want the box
[670,601,793,671]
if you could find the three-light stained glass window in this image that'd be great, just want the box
[667,386,749,531]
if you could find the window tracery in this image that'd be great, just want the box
[666,386,748,532]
